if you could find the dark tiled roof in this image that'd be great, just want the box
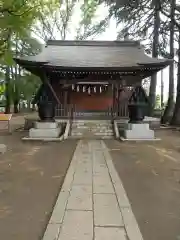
[15,40,171,69]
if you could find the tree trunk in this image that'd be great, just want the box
[171,30,180,125]
[161,0,175,124]
[27,100,31,110]
[13,100,19,113]
[4,33,11,114]
[13,82,20,114]
[148,0,160,116]
[10,65,19,114]
[161,70,164,108]
[5,66,11,114]
[13,39,20,114]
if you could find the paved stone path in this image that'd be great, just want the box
[42,140,143,240]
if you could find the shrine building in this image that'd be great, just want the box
[14,40,171,120]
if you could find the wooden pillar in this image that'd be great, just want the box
[111,83,117,120]
[67,88,70,104]
[64,90,68,105]
[117,85,124,118]
[111,83,117,119]
[42,72,61,104]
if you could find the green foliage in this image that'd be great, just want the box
[0,0,109,112]
[76,0,109,40]
[32,0,76,41]
[32,0,108,41]
[0,83,5,95]
[102,0,180,56]
[9,36,41,103]
[102,0,180,118]
[0,0,42,56]
[13,73,41,101]
[0,0,43,111]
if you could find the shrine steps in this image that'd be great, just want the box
[69,120,114,139]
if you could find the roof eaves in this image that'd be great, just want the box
[46,40,141,47]
[13,57,49,66]
[138,58,172,66]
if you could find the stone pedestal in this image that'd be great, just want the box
[122,123,156,140]
[0,144,7,154]
[29,122,61,139]
[34,122,58,129]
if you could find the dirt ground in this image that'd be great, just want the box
[0,113,27,132]
[1,116,180,240]
[105,130,180,240]
[0,131,77,240]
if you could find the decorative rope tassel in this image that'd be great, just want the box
[77,85,80,92]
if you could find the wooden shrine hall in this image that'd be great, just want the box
[14,40,171,120]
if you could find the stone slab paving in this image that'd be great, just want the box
[42,140,144,240]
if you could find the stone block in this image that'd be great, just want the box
[0,144,7,154]
[49,191,69,224]
[124,123,150,131]
[70,120,114,139]
[66,185,92,210]
[49,192,69,224]
[93,194,123,227]
[34,121,58,129]
[121,207,143,240]
[95,227,127,240]
[73,172,92,185]
[59,210,93,240]
[42,223,61,240]
[93,181,114,194]
[123,123,155,140]
[29,128,61,138]
[94,132,113,136]
[61,166,76,192]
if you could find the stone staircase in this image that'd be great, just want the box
[70,120,114,139]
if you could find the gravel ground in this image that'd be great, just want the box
[0,131,77,240]
[105,130,180,240]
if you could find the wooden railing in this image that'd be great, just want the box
[55,104,75,119]
[113,101,129,119]
[73,106,113,120]
[69,104,74,134]
[117,102,129,118]
[55,103,129,120]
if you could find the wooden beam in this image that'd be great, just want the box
[43,73,61,104]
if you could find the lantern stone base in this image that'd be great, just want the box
[0,144,7,154]
[121,123,158,141]
[34,121,58,129]
[29,121,61,139]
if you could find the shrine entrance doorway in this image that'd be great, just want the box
[68,84,113,119]
[70,92,113,111]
